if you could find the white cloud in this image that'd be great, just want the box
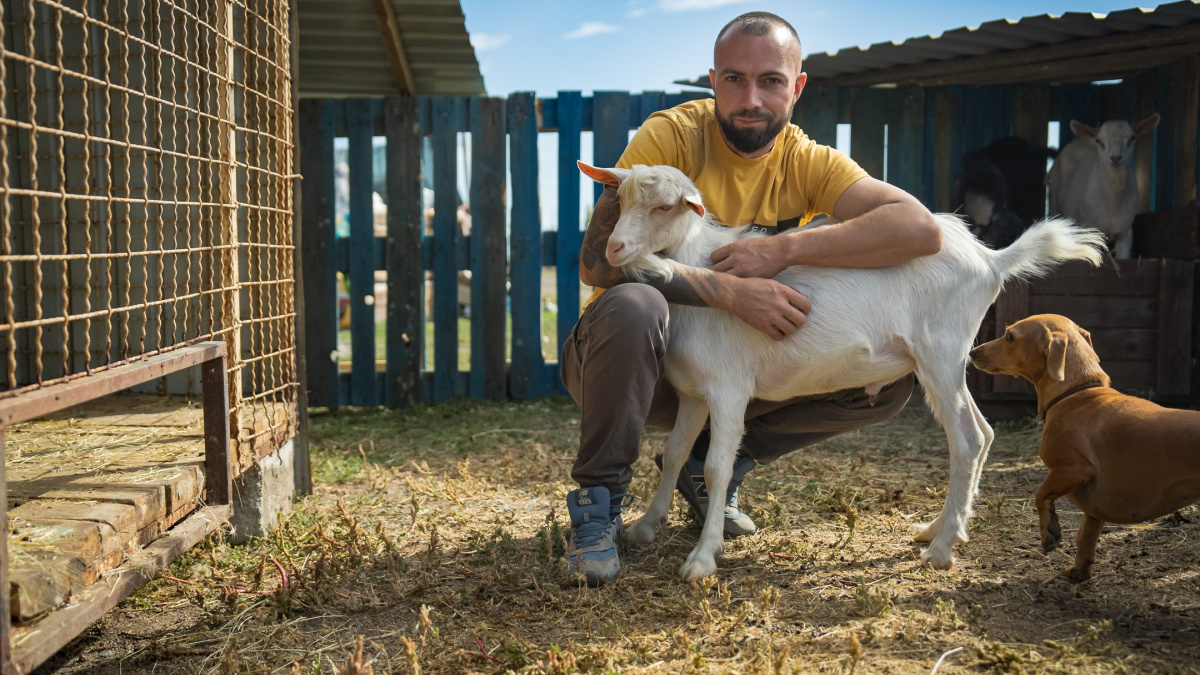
[562,22,620,40]
[658,0,751,11]
[470,32,511,52]
[628,8,648,17]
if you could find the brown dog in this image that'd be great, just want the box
[970,313,1200,581]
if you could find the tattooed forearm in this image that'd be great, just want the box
[646,264,727,308]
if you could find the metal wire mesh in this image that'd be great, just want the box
[0,0,297,470]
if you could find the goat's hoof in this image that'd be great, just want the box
[920,546,955,571]
[625,519,657,545]
[680,552,718,581]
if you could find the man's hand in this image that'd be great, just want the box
[711,237,788,278]
[720,276,810,341]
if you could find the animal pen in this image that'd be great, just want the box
[297,2,1200,417]
[0,0,300,672]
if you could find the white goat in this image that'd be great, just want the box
[579,161,1105,580]
[1048,114,1160,258]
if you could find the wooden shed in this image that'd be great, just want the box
[679,1,1200,415]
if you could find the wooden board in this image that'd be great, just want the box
[508,93,547,400]
[298,100,339,410]
[431,97,461,403]
[347,99,379,407]
[554,91,583,397]
[384,95,424,409]
[468,97,508,402]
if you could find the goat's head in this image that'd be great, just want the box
[1069,113,1160,170]
[578,162,706,277]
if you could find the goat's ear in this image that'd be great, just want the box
[684,192,705,217]
[577,161,629,187]
[1046,329,1068,382]
[1136,113,1161,135]
[1069,120,1097,139]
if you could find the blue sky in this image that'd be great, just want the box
[461,0,1147,97]
[455,0,1147,230]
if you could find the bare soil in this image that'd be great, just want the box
[33,397,1200,674]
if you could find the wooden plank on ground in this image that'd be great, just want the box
[992,280,1031,394]
[849,88,886,180]
[298,99,338,409]
[469,97,508,401]
[431,97,461,402]
[591,91,632,202]
[1157,258,1194,395]
[885,86,924,200]
[385,95,423,409]
[508,92,547,400]
[9,551,83,622]
[555,91,584,396]
[346,99,378,407]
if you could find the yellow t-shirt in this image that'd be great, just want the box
[584,98,868,307]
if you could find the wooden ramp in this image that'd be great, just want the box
[0,342,232,674]
[6,396,210,625]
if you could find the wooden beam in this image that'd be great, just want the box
[926,40,1200,88]
[809,22,1200,88]
[371,0,417,95]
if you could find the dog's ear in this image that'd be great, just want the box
[1076,325,1094,350]
[1046,329,1068,381]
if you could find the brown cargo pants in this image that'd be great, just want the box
[560,283,915,495]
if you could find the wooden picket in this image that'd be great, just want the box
[295,78,1196,410]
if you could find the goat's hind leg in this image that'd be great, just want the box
[914,362,989,569]
[680,392,749,580]
[626,395,708,545]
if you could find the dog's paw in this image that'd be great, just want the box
[624,519,658,545]
[1042,522,1061,554]
[1063,565,1092,582]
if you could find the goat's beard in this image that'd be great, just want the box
[715,101,792,154]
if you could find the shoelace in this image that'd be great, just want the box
[574,493,634,549]
[689,472,743,509]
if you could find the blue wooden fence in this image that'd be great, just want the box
[298,75,1196,409]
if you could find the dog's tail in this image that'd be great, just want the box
[991,217,1105,283]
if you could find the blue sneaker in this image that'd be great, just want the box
[654,452,758,537]
[564,486,631,586]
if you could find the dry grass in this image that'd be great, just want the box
[36,397,1200,674]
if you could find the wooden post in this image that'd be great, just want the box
[469,97,507,401]
[0,427,11,675]
[1176,55,1199,208]
[346,99,378,406]
[1132,70,1158,214]
[430,97,461,402]
[288,0,311,494]
[298,100,338,410]
[508,92,545,400]
[202,352,232,505]
[555,91,583,396]
[385,95,423,408]
[219,0,242,458]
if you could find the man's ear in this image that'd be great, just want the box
[1046,329,1068,382]
[577,161,630,187]
[794,71,807,104]
[684,192,705,217]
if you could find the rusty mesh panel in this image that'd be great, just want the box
[0,0,298,469]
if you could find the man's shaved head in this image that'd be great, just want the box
[715,11,802,65]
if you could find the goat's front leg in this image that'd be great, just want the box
[626,395,708,545]
[680,393,749,580]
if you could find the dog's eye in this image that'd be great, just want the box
[1005,332,1013,342]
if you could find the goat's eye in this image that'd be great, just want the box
[658,204,672,211]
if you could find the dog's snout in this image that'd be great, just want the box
[969,346,982,361]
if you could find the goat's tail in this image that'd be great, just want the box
[992,217,1105,283]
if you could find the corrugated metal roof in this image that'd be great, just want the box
[298,0,485,97]
[677,1,1200,88]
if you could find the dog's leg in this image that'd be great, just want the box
[1035,466,1091,553]
[913,363,988,569]
[1065,514,1103,582]
[627,395,709,545]
[679,390,749,581]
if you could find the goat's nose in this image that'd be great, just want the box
[607,239,625,256]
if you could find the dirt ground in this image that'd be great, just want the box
[33,396,1200,675]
